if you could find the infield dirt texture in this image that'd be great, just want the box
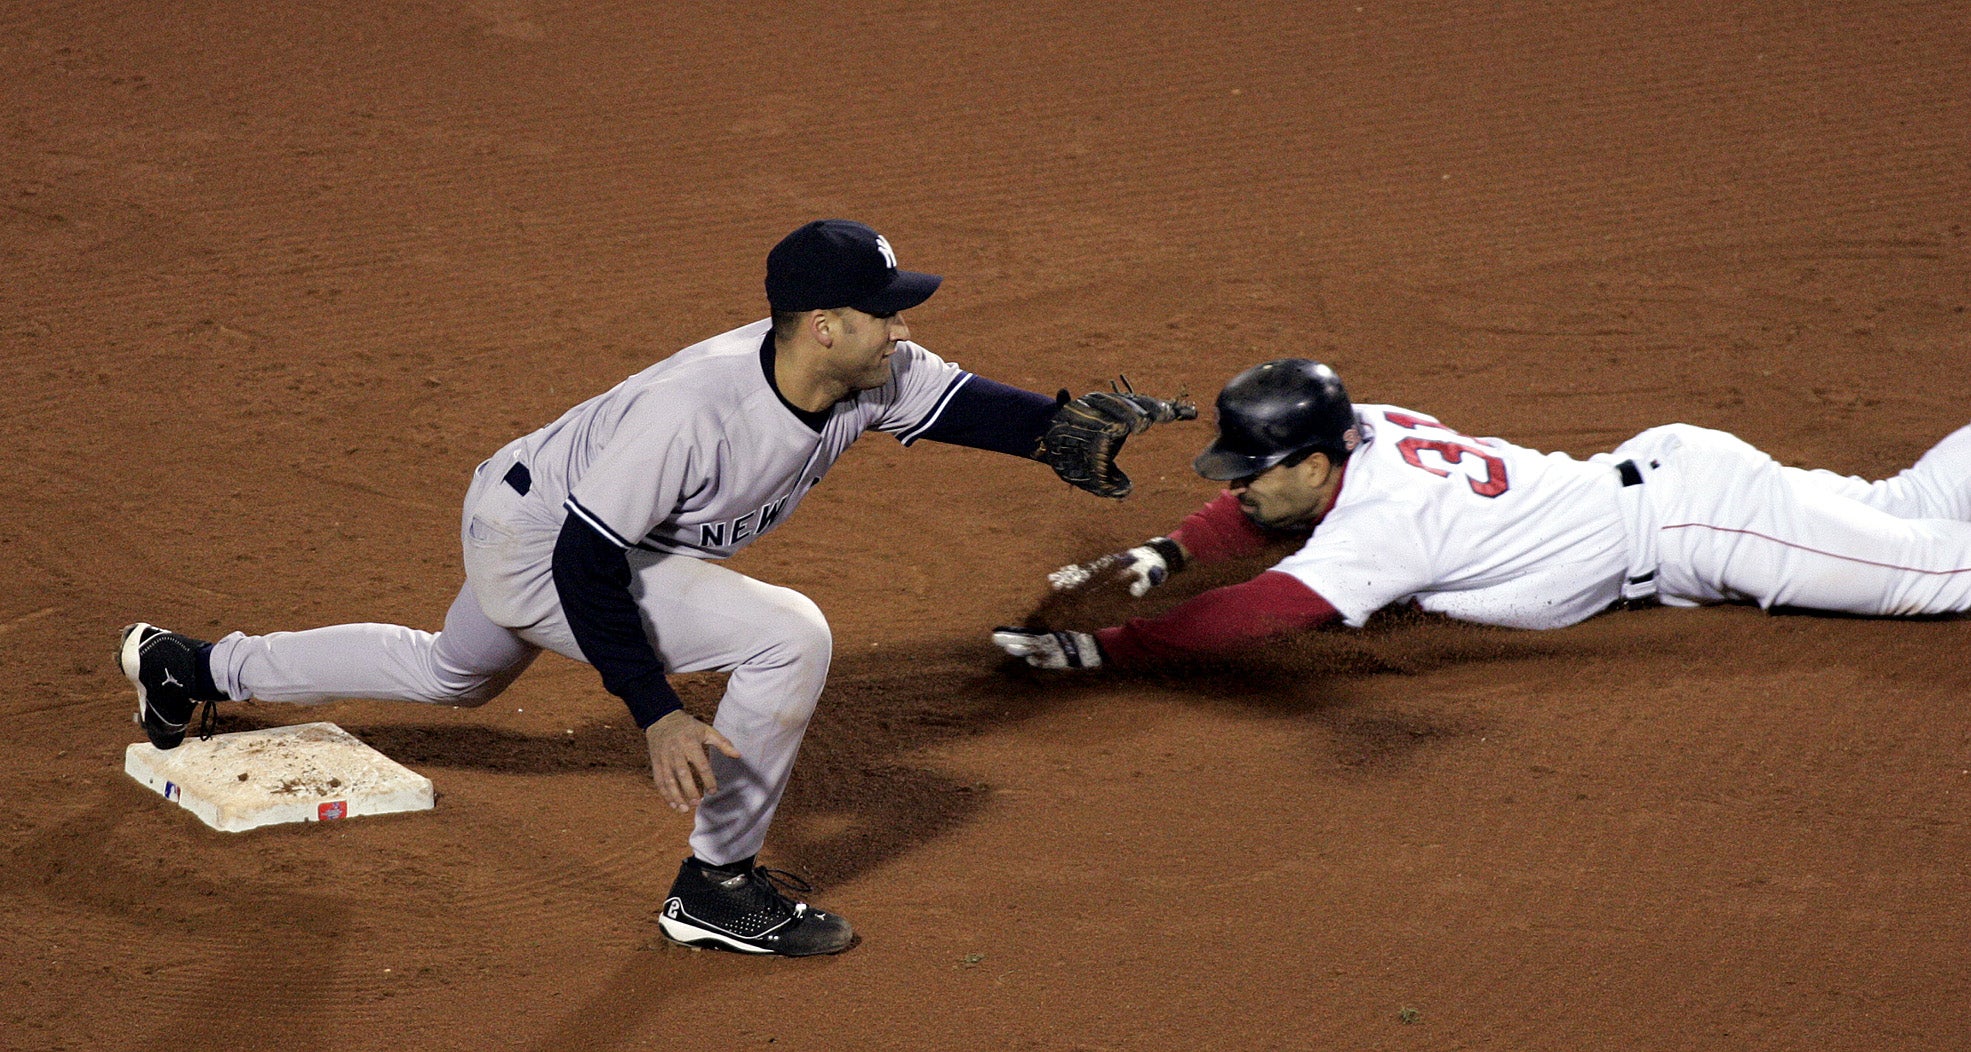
[5,2,1969,1049]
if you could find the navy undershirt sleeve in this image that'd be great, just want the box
[914,373,1060,456]
[550,515,683,729]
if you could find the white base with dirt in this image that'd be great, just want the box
[124,722,434,832]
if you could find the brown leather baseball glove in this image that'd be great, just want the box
[1032,378,1196,499]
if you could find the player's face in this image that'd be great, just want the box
[1228,455,1334,529]
[827,308,911,391]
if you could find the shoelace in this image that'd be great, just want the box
[195,697,220,741]
[754,866,814,897]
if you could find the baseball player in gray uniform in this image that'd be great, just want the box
[119,219,1191,957]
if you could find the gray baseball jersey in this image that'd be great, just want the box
[505,318,967,560]
[187,218,1078,878]
[204,316,1050,868]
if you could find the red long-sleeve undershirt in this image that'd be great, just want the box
[1167,490,1272,562]
[1093,491,1342,667]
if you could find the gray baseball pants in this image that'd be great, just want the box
[205,453,830,867]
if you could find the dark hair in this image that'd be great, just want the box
[769,309,808,342]
[771,306,900,342]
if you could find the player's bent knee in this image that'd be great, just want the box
[425,666,525,707]
[427,680,503,707]
[735,590,833,717]
[748,590,833,664]
[424,650,533,708]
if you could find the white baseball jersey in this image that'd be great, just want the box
[1271,405,1632,630]
[506,319,967,559]
[1100,407,1971,670]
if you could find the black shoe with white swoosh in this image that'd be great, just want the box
[119,622,212,750]
[658,857,854,956]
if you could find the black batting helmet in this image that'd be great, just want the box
[1193,359,1361,481]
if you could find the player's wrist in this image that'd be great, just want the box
[626,684,686,730]
[648,708,694,733]
[1059,629,1102,669]
[1143,536,1186,574]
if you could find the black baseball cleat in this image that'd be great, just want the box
[658,857,855,957]
[119,622,212,750]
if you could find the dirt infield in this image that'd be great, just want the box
[5,1,1969,1048]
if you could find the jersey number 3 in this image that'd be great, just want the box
[1387,412,1509,498]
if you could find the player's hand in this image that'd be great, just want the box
[644,710,742,813]
[1047,537,1187,598]
[992,627,1104,670]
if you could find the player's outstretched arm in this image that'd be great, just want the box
[644,710,742,813]
[1049,489,1291,598]
[1097,571,1342,666]
[994,571,1343,672]
[901,371,1195,500]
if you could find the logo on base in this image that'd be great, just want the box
[164,781,180,801]
[318,800,348,821]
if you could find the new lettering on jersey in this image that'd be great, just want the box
[697,495,790,548]
[1269,405,1633,630]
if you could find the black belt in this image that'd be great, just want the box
[503,462,532,496]
[1613,458,1654,605]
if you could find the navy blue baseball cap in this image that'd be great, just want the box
[765,219,942,314]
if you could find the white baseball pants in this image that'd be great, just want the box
[1615,423,1971,615]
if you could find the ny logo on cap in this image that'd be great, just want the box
[874,235,898,269]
